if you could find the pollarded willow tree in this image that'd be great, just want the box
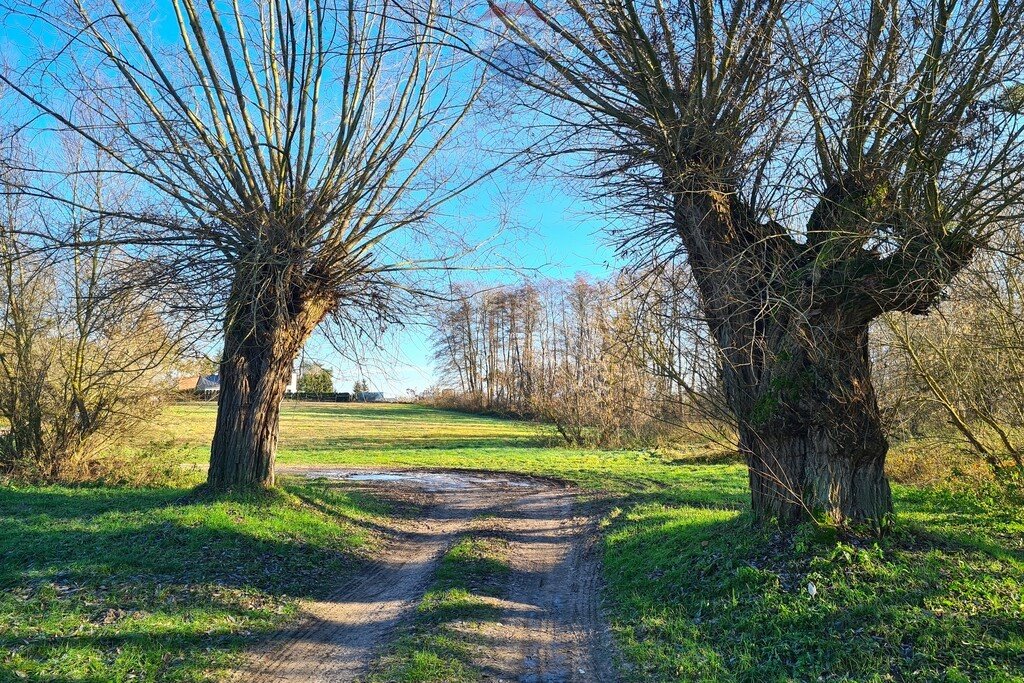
[3,0,484,488]
[482,0,1024,526]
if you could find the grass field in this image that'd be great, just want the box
[134,402,751,499]
[2,401,1022,682]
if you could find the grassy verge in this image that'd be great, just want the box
[603,489,1023,682]
[0,479,400,682]
[366,536,512,683]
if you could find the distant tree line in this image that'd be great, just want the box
[429,267,729,448]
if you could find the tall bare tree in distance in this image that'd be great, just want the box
[476,0,1024,527]
[2,0,484,488]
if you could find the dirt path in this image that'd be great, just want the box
[230,468,616,683]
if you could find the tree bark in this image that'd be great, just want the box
[671,190,895,529]
[727,321,893,528]
[206,317,299,489]
[206,271,328,490]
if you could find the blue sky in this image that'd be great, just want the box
[306,174,618,396]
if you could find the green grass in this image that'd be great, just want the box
[603,496,1023,682]
[6,401,1024,681]
[366,536,512,683]
[0,480,403,682]
[134,401,557,457]
[138,402,751,500]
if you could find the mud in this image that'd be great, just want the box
[230,468,616,683]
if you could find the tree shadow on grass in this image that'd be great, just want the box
[602,493,1024,683]
[0,486,383,590]
[890,486,1024,567]
[367,537,513,682]
[0,609,294,683]
[0,486,188,520]
[0,482,399,682]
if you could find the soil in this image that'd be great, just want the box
[230,468,618,683]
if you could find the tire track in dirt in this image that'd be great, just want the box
[230,468,616,683]
[467,488,618,683]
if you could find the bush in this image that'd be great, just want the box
[0,229,178,482]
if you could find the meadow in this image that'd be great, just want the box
[1,401,1021,682]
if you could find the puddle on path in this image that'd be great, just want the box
[300,469,539,492]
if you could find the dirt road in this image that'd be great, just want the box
[231,469,617,683]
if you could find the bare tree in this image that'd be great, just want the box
[429,275,685,447]
[477,0,1024,526]
[0,142,180,480]
[619,261,734,438]
[2,0,484,488]
[878,230,1024,485]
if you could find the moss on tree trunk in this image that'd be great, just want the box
[727,319,893,528]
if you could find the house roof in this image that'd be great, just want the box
[196,374,220,390]
[177,376,200,391]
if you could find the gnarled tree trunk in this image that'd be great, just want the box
[206,324,298,489]
[206,276,328,490]
[681,193,895,528]
[731,324,892,527]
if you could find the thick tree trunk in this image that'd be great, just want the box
[206,312,303,490]
[741,421,892,527]
[728,322,893,529]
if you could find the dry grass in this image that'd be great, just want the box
[128,401,557,458]
[886,439,997,490]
